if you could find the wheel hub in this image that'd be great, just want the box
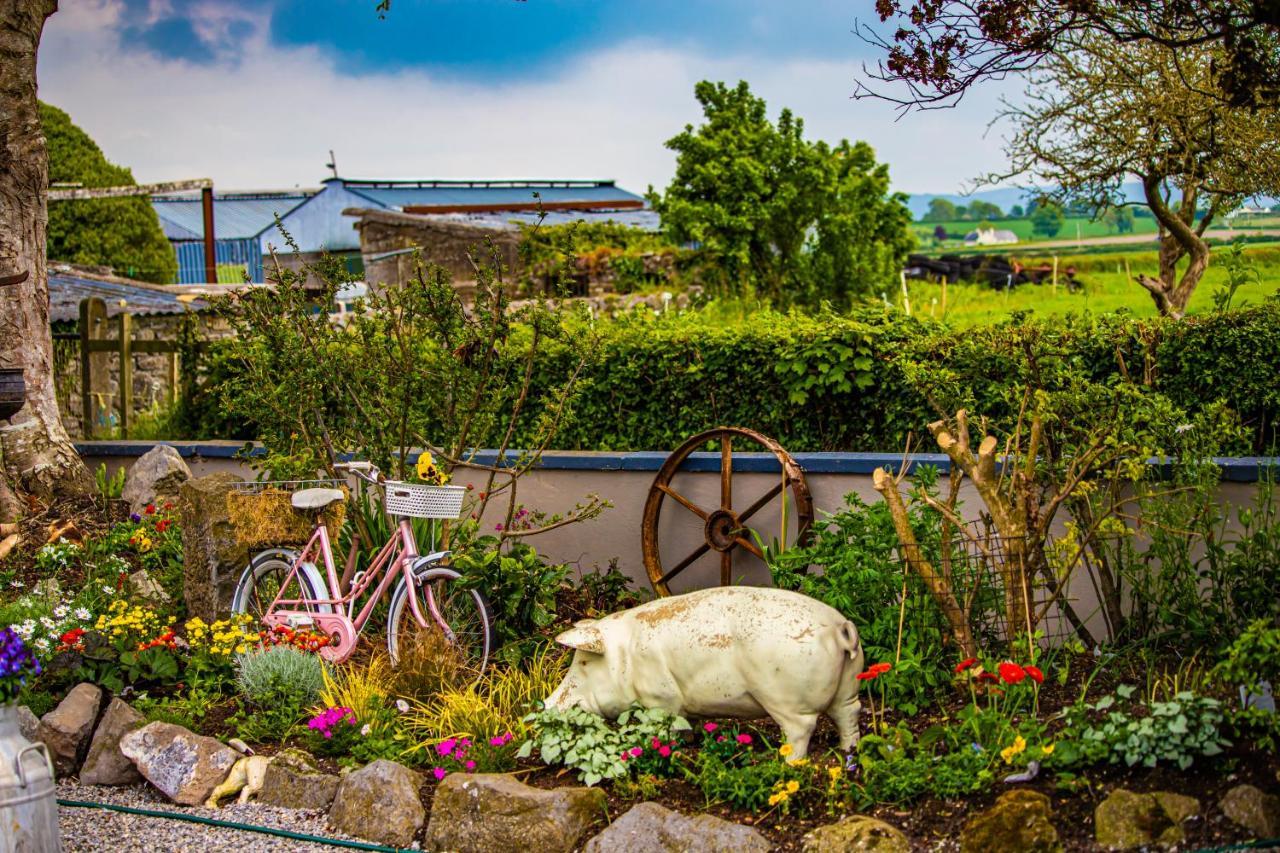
[705,509,742,552]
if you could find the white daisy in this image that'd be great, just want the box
[9,580,23,588]
[360,724,372,737]
[101,584,114,595]
[74,608,92,621]
[54,605,69,619]
[395,699,409,714]
[39,617,56,630]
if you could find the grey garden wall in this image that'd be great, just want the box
[79,442,1277,646]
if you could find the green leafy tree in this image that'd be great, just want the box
[1102,206,1135,234]
[1009,204,1025,218]
[41,102,177,283]
[967,200,1004,221]
[923,197,957,221]
[1030,199,1065,238]
[649,80,914,308]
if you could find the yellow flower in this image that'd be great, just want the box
[767,792,786,806]
[1041,743,1055,756]
[1000,735,1027,764]
[828,766,842,781]
[778,743,793,758]
[785,780,799,794]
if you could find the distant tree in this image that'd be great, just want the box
[859,1,1280,110]
[923,197,957,222]
[1273,203,1280,213]
[1030,199,1065,238]
[650,80,914,308]
[967,200,1004,221]
[41,103,177,283]
[1102,206,1136,234]
[1009,204,1025,218]
[989,33,1280,317]
[954,204,969,220]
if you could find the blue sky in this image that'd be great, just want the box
[38,1,1017,195]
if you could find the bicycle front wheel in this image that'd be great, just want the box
[387,565,494,673]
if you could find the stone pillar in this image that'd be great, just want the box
[178,472,248,621]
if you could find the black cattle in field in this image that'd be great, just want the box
[904,254,1080,291]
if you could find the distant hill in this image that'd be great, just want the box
[905,183,1278,220]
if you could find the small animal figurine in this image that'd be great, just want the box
[205,754,272,807]
[546,586,864,758]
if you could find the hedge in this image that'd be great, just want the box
[181,301,1280,454]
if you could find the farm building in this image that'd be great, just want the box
[150,177,653,285]
[964,227,1019,247]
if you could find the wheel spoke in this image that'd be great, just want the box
[720,434,732,510]
[657,483,709,520]
[737,480,785,524]
[720,551,732,585]
[733,535,765,560]
[661,543,710,585]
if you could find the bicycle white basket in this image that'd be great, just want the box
[383,481,467,519]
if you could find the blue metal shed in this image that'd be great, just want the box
[152,191,315,283]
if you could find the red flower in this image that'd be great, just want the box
[144,504,156,515]
[163,501,174,510]
[954,657,978,674]
[1025,665,1044,684]
[858,662,893,681]
[998,662,1026,684]
[156,519,172,533]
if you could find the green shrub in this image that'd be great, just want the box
[235,646,326,706]
[452,541,570,664]
[517,705,691,786]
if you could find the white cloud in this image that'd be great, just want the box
[37,1,1017,195]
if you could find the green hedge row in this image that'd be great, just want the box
[183,301,1280,454]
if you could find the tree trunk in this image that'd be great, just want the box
[0,0,91,509]
[1134,174,1213,320]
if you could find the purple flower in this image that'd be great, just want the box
[130,513,141,522]
[432,767,447,781]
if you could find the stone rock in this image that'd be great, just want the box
[31,578,60,601]
[961,790,1060,853]
[329,759,425,848]
[119,721,240,805]
[79,698,146,786]
[1220,784,1280,838]
[37,683,103,776]
[427,773,606,853]
[257,748,339,811]
[803,814,911,852]
[1095,789,1200,850]
[178,472,248,622]
[16,705,40,743]
[127,568,171,605]
[122,446,191,514]
[582,802,770,853]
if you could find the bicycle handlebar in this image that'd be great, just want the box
[334,460,382,484]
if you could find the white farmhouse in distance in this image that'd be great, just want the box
[964,226,1019,246]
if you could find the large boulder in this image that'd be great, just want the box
[127,568,171,606]
[121,445,191,514]
[583,802,770,853]
[16,705,40,743]
[1220,784,1280,838]
[961,790,1060,853]
[329,759,425,848]
[119,721,240,805]
[79,698,146,786]
[803,814,911,852]
[428,773,606,853]
[37,683,103,776]
[178,472,248,621]
[257,748,339,811]
[1095,789,1199,850]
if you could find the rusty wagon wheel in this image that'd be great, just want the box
[642,427,814,597]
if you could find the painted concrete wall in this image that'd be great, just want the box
[81,443,1278,647]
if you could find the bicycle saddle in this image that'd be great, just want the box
[291,487,346,510]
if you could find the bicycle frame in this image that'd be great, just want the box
[262,515,444,662]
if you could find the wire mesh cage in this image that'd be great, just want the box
[226,479,348,548]
[382,481,466,520]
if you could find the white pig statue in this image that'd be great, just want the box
[545,586,864,758]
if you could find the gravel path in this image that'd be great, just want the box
[57,781,408,852]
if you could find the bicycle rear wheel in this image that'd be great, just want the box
[231,548,332,622]
[387,564,493,673]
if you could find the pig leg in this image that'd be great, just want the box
[760,703,820,760]
[827,671,863,750]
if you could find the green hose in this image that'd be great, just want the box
[1193,841,1280,852]
[57,798,409,852]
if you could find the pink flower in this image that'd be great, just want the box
[629,747,643,758]
[432,767,447,781]
[437,738,457,756]
[736,734,753,745]
[716,736,725,742]
[658,745,671,757]
[465,760,476,771]
[651,737,660,749]
[620,752,629,761]
[703,722,718,733]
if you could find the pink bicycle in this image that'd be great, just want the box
[230,460,494,668]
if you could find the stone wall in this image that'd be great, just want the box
[351,208,521,295]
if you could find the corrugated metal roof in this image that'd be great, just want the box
[342,179,645,211]
[48,270,210,323]
[151,192,315,241]
[436,208,662,232]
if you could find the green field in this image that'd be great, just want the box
[897,245,1280,327]
[911,215,1159,245]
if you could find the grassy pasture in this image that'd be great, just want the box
[911,215,1159,244]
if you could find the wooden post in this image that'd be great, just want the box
[1052,256,1059,292]
[201,186,217,284]
[118,313,133,439]
[78,298,107,438]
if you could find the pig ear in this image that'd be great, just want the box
[555,622,605,655]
